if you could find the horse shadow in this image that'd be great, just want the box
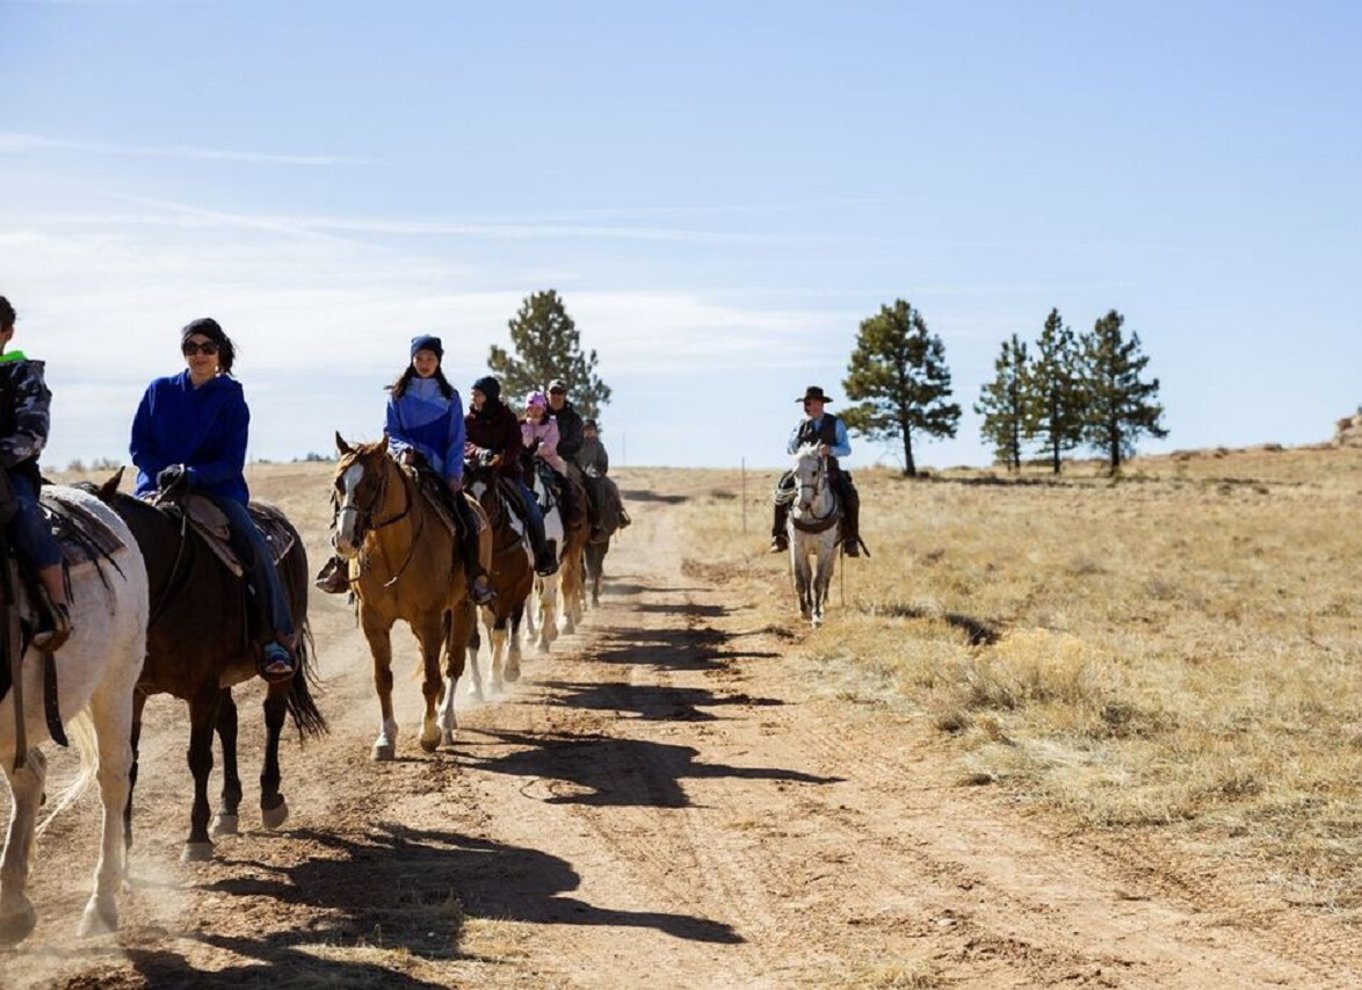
[464,727,843,810]
[585,625,780,673]
[538,677,784,722]
[124,821,741,985]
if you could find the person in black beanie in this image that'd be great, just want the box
[464,376,559,576]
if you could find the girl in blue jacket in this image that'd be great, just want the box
[130,318,296,681]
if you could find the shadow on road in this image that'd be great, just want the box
[466,728,843,810]
[123,822,742,986]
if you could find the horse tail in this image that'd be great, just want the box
[284,619,328,740]
[34,711,98,839]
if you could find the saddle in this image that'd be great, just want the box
[408,467,471,541]
[175,494,295,577]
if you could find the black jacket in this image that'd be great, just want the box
[0,357,51,486]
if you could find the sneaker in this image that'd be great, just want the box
[259,642,296,683]
[33,603,72,651]
[769,536,788,554]
[471,575,496,606]
[315,556,350,594]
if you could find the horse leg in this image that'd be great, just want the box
[466,615,485,703]
[505,602,524,684]
[259,680,290,828]
[536,573,559,653]
[212,687,242,836]
[79,677,136,937]
[183,683,222,861]
[564,553,584,629]
[793,547,812,620]
[414,612,445,754]
[490,613,508,693]
[361,608,399,761]
[812,541,835,627]
[439,601,474,746]
[0,749,44,946]
[123,689,147,856]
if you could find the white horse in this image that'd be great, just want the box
[0,486,149,945]
[786,445,840,627]
[525,464,563,654]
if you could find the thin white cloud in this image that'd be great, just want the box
[0,131,377,166]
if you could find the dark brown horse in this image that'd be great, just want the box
[462,459,533,697]
[87,472,325,862]
[583,472,624,608]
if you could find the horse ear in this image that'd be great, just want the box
[97,466,125,502]
[335,431,354,456]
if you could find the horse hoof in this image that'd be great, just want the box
[181,842,214,863]
[419,735,440,754]
[372,744,395,762]
[505,667,521,684]
[211,812,240,836]
[440,729,456,748]
[0,905,37,946]
[261,800,289,830]
[78,900,117,938]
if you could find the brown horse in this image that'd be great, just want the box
[461,459,533,697]
[332,435,485,759]
[87,472,326,863]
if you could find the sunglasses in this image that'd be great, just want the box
[182,339,220,356]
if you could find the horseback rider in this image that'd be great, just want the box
[770,385,862,557]
[520,390,579,523]
[465,376,560,577]
[547,378,604,539]
[578,418,630,530]
[315,335,494,605]
[130,318,298,681]
[0,296,72,650]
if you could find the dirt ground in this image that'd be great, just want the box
[5,472,1362,989]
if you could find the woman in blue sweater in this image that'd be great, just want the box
[129,318,296,681]
[316,335,493,604]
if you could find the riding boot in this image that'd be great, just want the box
[526,511,559,576]
[315,554,350,594]
[841,486,862,558]
[452,495,495,604]
[770,502,789,553]
[32,584,73,651]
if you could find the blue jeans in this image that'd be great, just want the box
[5,474,62,569]
[210,495,295,639]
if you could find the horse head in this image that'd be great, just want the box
[791,444,829,514]
[332,436,404,557]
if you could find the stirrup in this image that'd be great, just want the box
[258,642,296,683]
[534,551,560,577]
[470,576,496,605]
[32,602,73,651]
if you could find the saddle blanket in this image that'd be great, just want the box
[40,490,127,567]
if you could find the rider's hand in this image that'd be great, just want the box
[447,477,462,493]
[401,448,419,467]
[157,463,190,493]
[818,443,831,457]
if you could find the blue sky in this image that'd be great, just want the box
[3,0,1359,471]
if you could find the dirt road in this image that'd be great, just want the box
[6,489,1360,988]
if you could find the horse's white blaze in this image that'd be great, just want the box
[335,463,366,554]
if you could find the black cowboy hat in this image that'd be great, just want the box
[797,385,834,404]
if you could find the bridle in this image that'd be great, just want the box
[795,453,835,522]
[335,452,420,586]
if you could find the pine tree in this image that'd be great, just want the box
[1080,310,1167,472]
[487,289,612,419]
[975,333,1029,471]
[1027,308,1085,475]
[842,299,960,477]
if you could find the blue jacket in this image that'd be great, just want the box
[386,378,466,481]
[130,372,251,503]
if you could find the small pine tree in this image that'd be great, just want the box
[975,333,1029,471]
[487,289,612,418]
[842,299,960,477]
[1027,308,1086,475]
[1080,310,1167,472]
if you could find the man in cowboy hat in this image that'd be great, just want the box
[770,385,862,556]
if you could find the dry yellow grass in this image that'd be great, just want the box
[662,446,1362,921]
